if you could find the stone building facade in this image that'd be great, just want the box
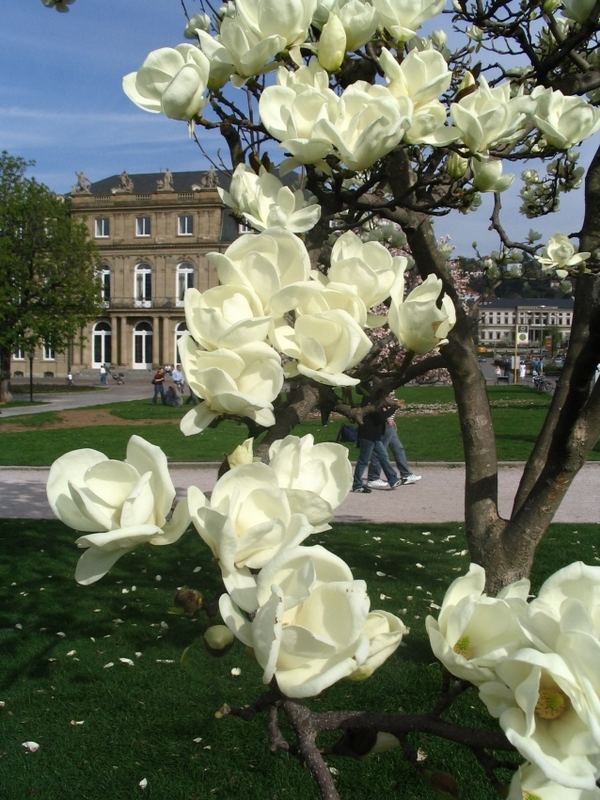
[477,297,574,351]
[12,169,238,380]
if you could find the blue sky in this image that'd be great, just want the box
[1,0,593,255]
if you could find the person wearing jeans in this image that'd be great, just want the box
[352,407,400,493]
[367,398,421,487]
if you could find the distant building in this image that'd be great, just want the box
[11,169,239,379]
[477,298,574,351]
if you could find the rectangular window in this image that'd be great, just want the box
[177,270,194,305]
[136,216,151,237]
[95,217,110,238]
[178,214,194,236]
[13,346,25,360]
[43,342,55,360]
[100,269,111,303]
[135,270,152,305]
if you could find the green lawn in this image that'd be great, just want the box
[2,519,598,800]
[1,385,598,466]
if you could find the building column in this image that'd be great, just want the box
[117,316,128,367]
[162,317,172,367]
[152,317,161,367]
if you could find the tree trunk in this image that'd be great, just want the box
[0,347,12,403]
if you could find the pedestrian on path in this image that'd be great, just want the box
[351,405,400,493]
[151,366,166,405]
[367,395,421,489]
[99,364,108,386]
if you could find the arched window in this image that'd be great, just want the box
[174,321,188,366]
[134,263,152,307]
[176,262,195,306]
[92,321,112,367]
[133,320,153,368]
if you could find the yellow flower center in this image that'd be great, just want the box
[453,635,474,659]
[522,792,542,800]
[535,686,570,720]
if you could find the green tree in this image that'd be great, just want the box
[0,151,101,402]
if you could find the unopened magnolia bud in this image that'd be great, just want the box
[204,625,235,653]
[458,71,476,94]
[446,152,468,180]
[431,30,447,48]
[318,13,346,72]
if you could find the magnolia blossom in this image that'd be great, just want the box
[470,156,514,193]
[326,231,407,312]
[379,47,452,110]
[178,337,284,434]
[188,463,314,611]
[373,0,446,41]
[347,610,408,681]
[209,228,311,312]
[425,564,531,685]
[318,13,347,71]
[46,436,190,584]
[277,308,372,386]
[184,285,271,350]
[197,12,288,87]
[123,45,210,120]
[319,82,411,171]
[268,434,353,522]
[388,274,456,353]
[184,12,211,38]
[218,165,321,233]
[508,763,600,800]
[329,0,378,51]
[259,67,338,164]
[219,545,374,697]
[451,78,528,154]
[533,88,600,150]
[235,0,317,47]
[536,234,591,277]
[270,280,370,327]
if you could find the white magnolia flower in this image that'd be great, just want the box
[188,463,314,611]
[179,338,283,434]
[270,280,369,326]
[219,545,373,697]
[218,165,321,233]
[347,610,408,681]
[235,0,318,47]
[373,0,447,41]
[332,0,379,51]
[470,156,514,193]
[268,434,353,523]
[508,763,600,800]
[209,228,312,312]
[46,436,190,584]
[327,230,407,310]
[197,18,285,87]
[536,234,591,277]
[259,67,338,164]
[533,88,600,150]
[319,82,412,171]
[388,273,456,353]
[479,645,600,790]
[279,308,372,386]
[451,78,529,154]
[227,437,255,467]
[379,47,452,110]
[425,564,531,685]
[184,285,271,350]
[184,12,211,38]
[123,45,210,120]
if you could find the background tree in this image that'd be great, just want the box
[0,151,101,402]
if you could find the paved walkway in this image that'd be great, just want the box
[1,381,597,523]
[1,462,597,523]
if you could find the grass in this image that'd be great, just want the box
[1,385,598,466]
[2,519,598,800]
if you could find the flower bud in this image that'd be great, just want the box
[431,29,447,48]
[446,152,468,179]
[204,625,235,654]
[318,13,347,72]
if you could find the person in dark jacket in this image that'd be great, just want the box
[351,406,400,493]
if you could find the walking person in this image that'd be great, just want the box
[99,364,108,386]
[351,405,401,493]
[151,366,166,405]
[171,364,185,395]
[367,395,421,489]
